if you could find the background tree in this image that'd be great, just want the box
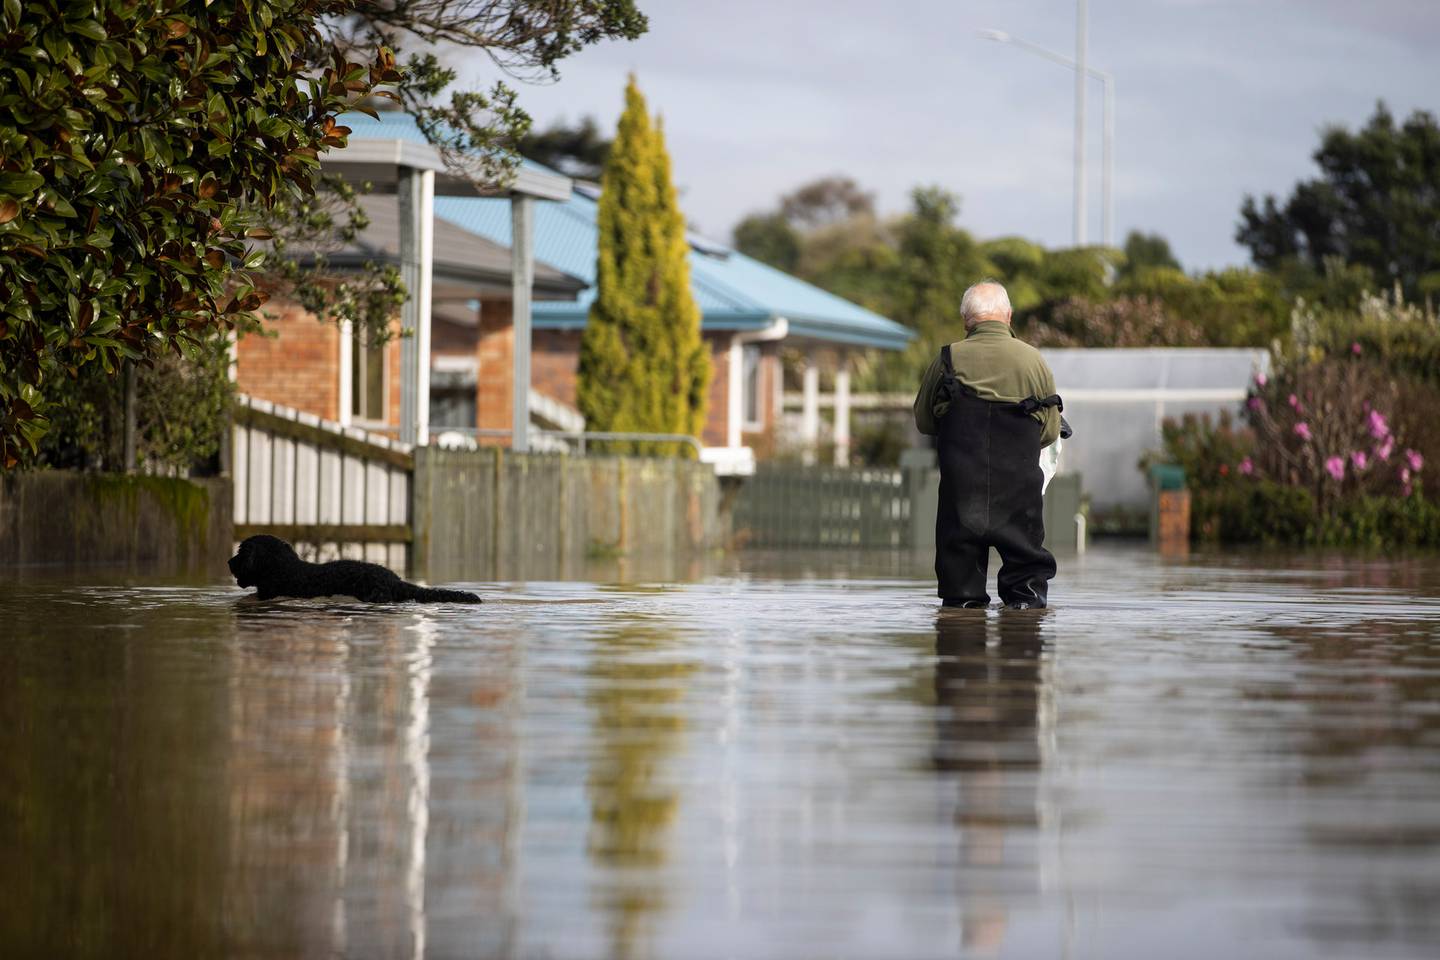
[577,77,710,451]
[1120,230,1182,278]
[520,115,612,180]
[778,176,875,229]
[731,213,801,273]
[732,175,876,273]
[869,186,994,386]
[733,177,1124,391]
[1237,103,1440,300]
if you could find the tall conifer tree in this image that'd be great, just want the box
[578,77,710,454]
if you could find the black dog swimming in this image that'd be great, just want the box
[229,535,482,603]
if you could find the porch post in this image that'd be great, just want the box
[398,167,434,445]
[337,319,353,427]
[511,193,535,453]
[726,336,743,449]
[833,357,851,467]
[800,353,820,466]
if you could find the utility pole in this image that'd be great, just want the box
[980,9,1116,248]
[1074,0,1088,246]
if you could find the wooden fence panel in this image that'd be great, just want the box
[232,396,413,568]
[734,464,911,549]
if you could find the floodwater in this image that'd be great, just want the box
[3,547,1440,959]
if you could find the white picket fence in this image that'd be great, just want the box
[231,394,413,569]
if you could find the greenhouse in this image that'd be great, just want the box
[1041,348,1270,512]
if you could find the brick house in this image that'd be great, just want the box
[235,194,585,432]
[240,111,911,467]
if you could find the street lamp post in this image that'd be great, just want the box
[1074,0,1087,247]
[978,25,1116,248]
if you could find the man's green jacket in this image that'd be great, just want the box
[912,320,1061,448]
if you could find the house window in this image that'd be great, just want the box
[741,344,763,430]
[351,330,386,423]
[429,362,477,429]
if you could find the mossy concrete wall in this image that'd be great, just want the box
[0,471,232,575]
[413,448,727,582]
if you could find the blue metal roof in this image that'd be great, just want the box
[342,112,913,351]
[340,111,432,144]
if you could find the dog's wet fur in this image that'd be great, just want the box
[229,535,481,603]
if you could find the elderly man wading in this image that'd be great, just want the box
[913,281,1066,609]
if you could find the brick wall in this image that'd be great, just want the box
[533,329,579,409]
[235,301,342,421]
[701,335,729,447]
[239,295,784,451]
[476,299,514,441]
[236,298,405,430]
[432,307,479,355]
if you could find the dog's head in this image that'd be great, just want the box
[228,535,300,589]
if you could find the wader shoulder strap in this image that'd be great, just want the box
[1019,394,1064,414]
[938,344,976,401]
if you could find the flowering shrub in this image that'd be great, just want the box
[1147,289,1440,545]
[1151,410,1254,489]
[1243,357,1420,509]
[1154,353,1436,545]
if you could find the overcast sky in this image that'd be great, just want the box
[459,0,1438,271]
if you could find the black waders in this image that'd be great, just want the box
[934,345,1060,608]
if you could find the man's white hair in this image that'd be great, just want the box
[960,280,1012,325]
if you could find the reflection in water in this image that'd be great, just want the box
[1257,608,1440,949]
[586,617,696,959]
[0,590,236,957]
[225,604,437,958]
[933,611,1045,955]
[6,549,1440,958]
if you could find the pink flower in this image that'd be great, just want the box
[1401,467,1414,497]
[1287,393,1300,409]
[1350,450,1368,471]
[1351,341,1363,356]
[1367,410,1390,439]
[1294,422,1312,441]
[1254,372,1268,388]
[1246,395,1263,413]
[1377,436,1395,461]
[1324,456,1345,482]
[1239,457,1254,476]
[1405,449,1424,472]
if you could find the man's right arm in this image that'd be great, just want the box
[913,352,944,436]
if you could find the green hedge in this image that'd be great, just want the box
[1194,479,1440,548]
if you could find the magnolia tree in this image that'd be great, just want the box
[0,0,647,469]
[0,0,399,467]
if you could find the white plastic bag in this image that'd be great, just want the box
[1040,438,1062,494]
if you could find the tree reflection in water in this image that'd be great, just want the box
[933,610,1046,955]
[586,617,697,959]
